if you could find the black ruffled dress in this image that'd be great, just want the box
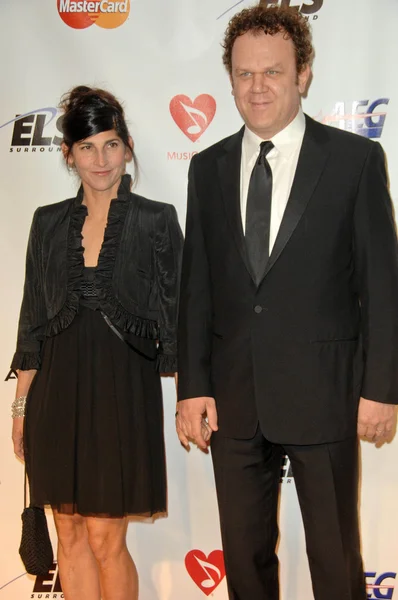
[24,190,167,517]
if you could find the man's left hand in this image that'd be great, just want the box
[357,397,396,442]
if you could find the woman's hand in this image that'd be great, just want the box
[12,417,24,460]
[11,369,37,461]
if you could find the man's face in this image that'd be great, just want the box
[230,30,310,139]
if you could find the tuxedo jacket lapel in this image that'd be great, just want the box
[216,117,330,286]
[217,127,257,282]
[260,115,330,282]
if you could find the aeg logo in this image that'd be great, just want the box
[0,108,63,153]
[315,99,389,139]
[57,0,130,29]
[365,572,396,599]
[32,562,64,598]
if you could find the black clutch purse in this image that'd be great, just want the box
[19,471,53,575]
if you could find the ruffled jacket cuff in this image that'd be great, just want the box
[156,353,177,373]
[11,351,41,370]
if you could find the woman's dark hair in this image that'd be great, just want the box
[59,85,138,178]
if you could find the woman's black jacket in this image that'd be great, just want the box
[11,175,183,373]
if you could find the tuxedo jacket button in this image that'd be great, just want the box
[254,305,263,314]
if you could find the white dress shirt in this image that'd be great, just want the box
[240,108,306,254]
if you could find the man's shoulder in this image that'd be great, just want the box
[306,115,376,153]
[193,129,243,164]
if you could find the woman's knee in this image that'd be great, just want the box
[86,518,128,565]
[54,512,88,555]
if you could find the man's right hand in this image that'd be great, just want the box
[176,397,218,451]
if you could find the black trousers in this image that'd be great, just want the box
[211,427,366,600]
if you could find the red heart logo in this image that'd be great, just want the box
[170,94,216,142]
[185,549,226,596]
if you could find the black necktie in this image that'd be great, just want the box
[245,141,274,283]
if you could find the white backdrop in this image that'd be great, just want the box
[0,1,397,598]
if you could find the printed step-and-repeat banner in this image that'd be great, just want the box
[0,1,397,598]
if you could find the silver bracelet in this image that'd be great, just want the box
[11,396,27,418]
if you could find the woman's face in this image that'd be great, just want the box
[66,129,132,196]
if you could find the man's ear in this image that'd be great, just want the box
[230,74,235,96]
[298,63,311,95]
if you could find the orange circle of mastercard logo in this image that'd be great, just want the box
[57,0,130,29]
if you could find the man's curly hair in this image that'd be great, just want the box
[222,5,314,75]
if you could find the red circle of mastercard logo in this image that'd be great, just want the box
[57,0,130,29]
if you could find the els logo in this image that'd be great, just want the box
[57,0,130,29]
[259,0,323,14]
[32,562,64,598]
[366,572,396,599]
[185,549,226,596]
[315,99,389,139]
[1,108,63,154]
[218,0,323,21]
[169,94,216,142]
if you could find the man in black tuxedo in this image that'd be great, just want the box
[176,5,398,600]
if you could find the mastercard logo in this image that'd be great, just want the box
[57,0,130,29]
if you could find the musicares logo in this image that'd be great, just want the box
[169,95,217,142]
[185,549,226,596]
[57,0,130,29]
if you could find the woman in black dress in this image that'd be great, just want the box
[11,86,183,600]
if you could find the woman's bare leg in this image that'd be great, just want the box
[53,510,101,600]
[86,516,138,600]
